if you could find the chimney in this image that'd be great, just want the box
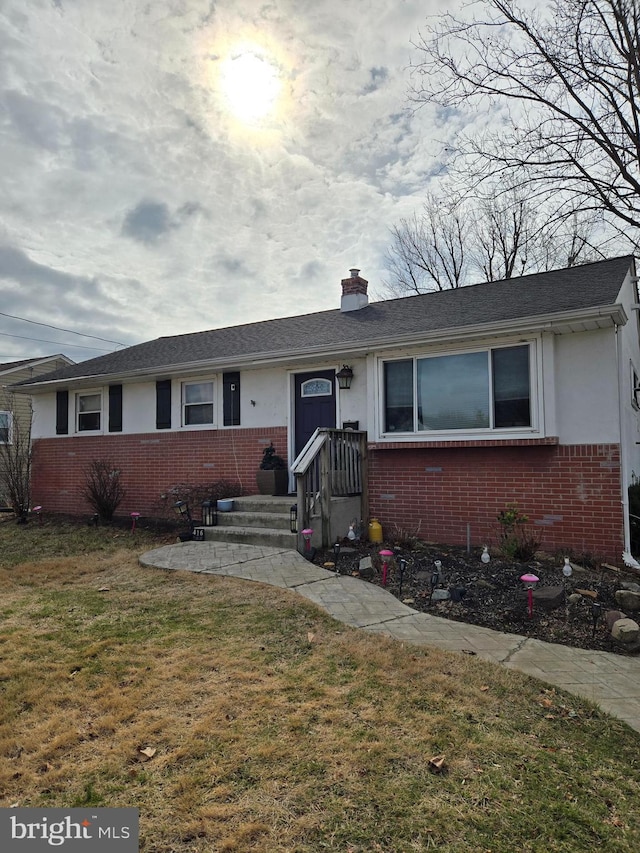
[340,268,369,312]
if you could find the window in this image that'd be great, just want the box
[301,378,332,396]
[632,366,640,410]
[76,392,101,432]
[183,381,214,425]
[383,344,531,434]
[0,411,11,444]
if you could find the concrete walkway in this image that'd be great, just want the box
[140,541,640,734]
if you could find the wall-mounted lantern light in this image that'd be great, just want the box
[336,365,354,390]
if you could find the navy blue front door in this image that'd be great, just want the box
[294,370,336,457]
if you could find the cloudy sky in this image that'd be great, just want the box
[0,0,457,363]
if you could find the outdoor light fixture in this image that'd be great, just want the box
[201,500,218,527]
[130,511,141,533]
[520,573,539,618]
[302,528,313,553]
[290,504,298,534]
[398,558,408,598]
[333,541,341,562]
[32,505,42,524]
[336,364,354,390]
[562,556,572,577]
[591,601,604,638]
[379,549,394,587]
[174,500,190,519]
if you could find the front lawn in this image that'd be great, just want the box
[1,518,640,852]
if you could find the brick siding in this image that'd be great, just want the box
[368,443,624,562]
[31,427,288,516]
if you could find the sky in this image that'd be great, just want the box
[0,0,457,363]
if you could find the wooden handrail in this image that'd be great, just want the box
[293,428,367,547]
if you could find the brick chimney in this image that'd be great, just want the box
[340,268,369,312]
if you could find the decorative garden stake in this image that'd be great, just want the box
[520,573,539,618]
[481,546,490,564]
[398,558,408,598]
[562,557,572,577]
[130,511,141,533]
[302,528,313,554]
[379,549,394,587]
[434,559,443,582]
[591,601,604,638]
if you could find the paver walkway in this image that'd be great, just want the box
[140,541,640,734]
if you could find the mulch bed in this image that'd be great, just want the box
[316,540,639,655]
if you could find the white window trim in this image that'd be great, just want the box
[377,339,542,442]
[75,390,102,434]
[0,410,12,444]
[181,379,216,429]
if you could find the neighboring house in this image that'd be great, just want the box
[0,355,74,508]
[12,256,640,561]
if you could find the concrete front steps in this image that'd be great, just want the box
[193,494,298,549]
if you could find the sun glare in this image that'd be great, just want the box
[220,49,282,124]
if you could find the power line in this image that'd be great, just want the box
[0,310,127,346]
[0,331,114,352]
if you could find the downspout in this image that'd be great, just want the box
[616,322,631,553]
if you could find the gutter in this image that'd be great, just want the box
[13,303,629,393]
[616,322,631,553]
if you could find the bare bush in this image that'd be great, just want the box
[81,460,125,522]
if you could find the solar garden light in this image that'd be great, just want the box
[130,511,141,533]
[591,601,604,638]
[434,559,443,582]
[333,541,341,573]
[562,557,572,577]
[201,500,217,527]
[173,500,191,521]
[520,573,539,618]
[398,558,408,598]
[32,505,42,524]
[302,528,313,554]
[290,504,298,533]
[379,549,394,587]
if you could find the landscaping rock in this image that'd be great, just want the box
[358,556,374,579]
[431,589,450,601]
[611,618,640,645]
[621,581,640,593]
[606,610,627,631]
[615,589,640,611]
[519,585,564,611]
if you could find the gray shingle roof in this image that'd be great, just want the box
[17,255,634,387]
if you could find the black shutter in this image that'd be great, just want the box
[108,384,123,432]
[55,390,69,435]
[156,380,171,429]
[223,372,240,426]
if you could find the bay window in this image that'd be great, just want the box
[383,344,531,434]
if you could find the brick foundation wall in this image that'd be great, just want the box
[31,427,288,517]
[368,443,624,562]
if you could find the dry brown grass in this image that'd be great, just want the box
[1,523,640,851]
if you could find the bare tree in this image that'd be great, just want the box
[0,397,32,519]
[383,196,469,296]
[409,0,640,244]
[383,186,602,296]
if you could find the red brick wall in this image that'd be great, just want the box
[368,443,623,562]
[31,427,288,516]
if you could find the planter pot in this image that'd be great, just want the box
[217,499,234,512]
[256,468,289,496]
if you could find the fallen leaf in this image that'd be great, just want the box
[429,754,446,773]
[307,632,315,643]
[138,747,156,759]
[480,685,489,692]
[98,586,110,592]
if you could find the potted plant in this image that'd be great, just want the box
[256,443,289,495]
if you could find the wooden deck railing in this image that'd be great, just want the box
[290,428,368,547]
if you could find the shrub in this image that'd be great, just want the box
[259,443,287,470]
[81,460,125,522]
[496,502,540,562]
